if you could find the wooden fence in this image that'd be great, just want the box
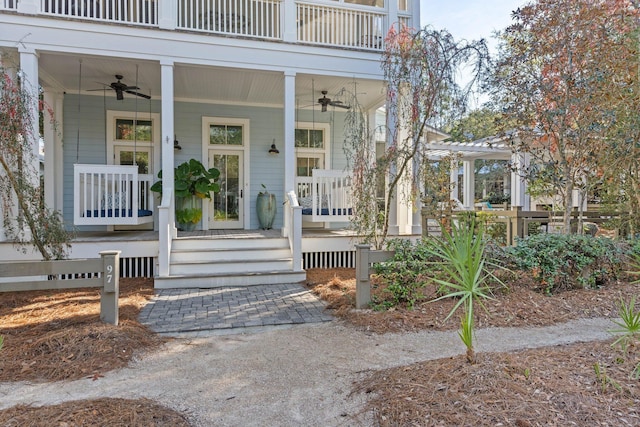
[0,251,121,325]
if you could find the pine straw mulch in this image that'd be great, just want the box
[305,268,640,426]
[0,398,190,427]
[0,278,188,427]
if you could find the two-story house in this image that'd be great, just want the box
[0,0,421,287]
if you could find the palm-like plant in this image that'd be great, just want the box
[610,296,640,352]
[425,219,498,364]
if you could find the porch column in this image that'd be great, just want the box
[282,0,296,43]
[450,155,459,203]
[158,0,176,30]
[462,159,475,209]
[19,46,40,172]
[17,0,38,14]
[411,154,422,235]
[282,70,296,236]
[510,152,530,210]
[0,51,18,242]
[388,0,398,29]
[158,60,176,277]
[411,0,421,28]
[42,89,65,212]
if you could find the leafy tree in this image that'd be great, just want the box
[597,1,640,235]
[344,25,490,249]
[492,0,639,233]
[0,68,71,260]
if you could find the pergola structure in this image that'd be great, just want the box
[424,137,530,211]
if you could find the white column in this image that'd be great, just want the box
[19,46,40,170]
[450,156,459,203]
[462,159,475,209]
[158,60,176,277]
[388,0,398,29]
[510,152,530,210]
[411,155,422,235]
[158,0,176,30]
[282,70,296,237]
[386,95,399,236]
[411,0,420,28]
[42,89,64,211]
[282,0,296,43]
[17,0,38,14]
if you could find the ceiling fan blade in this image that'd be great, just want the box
[124,90,151,99]
[331,103,351,110]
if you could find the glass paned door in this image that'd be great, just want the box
[208,150,243,229]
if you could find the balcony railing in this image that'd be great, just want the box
[296,1,386,50]
[41,0,158,25]
[177,0,281,39]
[1,0,17,10]
[8,0,414,50]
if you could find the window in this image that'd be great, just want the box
[294,123,329,177]
[115,119,153,142]
[295,129,324,149]
[209,124,243,145]
[297,156,323,177]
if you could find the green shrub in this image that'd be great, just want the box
[506,234,624,293]
[371,238,442,310]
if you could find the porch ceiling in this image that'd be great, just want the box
[38,53,386,110]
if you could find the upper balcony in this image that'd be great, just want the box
[1,0,417,52]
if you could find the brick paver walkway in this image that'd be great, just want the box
[139,284,333,334]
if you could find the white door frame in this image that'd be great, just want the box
[202,117,250,230]
[106,110,160,231]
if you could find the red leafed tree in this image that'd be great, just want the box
[492,0,639,233]
[0,68,71,259]
[344,25,489,248]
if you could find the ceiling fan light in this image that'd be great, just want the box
[116,89,124,101]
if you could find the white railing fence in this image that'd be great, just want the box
[177,0,281,38]
[295,169,353,222]
[74,164,154,226]
[40,0,158,24]
[296,1,386,50]
[1,0,17,10]
[285,190,303,272]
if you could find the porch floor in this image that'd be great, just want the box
[138,283,334,335]
[71,228,358,242]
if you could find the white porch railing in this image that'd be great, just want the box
[73,164,154,226]
[295,169,352,222]
[177,0,281,38]
[40,0,158,25]
[285,190,303,271]
[22,0,402,50]
[1,0,17,10]
[296,1,386,50]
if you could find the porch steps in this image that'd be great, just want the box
[154,236,306,289]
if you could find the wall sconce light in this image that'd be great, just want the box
[268,139,279,155]
[174,135,182,151]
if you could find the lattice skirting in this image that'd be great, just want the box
[120,256,155,278]
[303,250,355,269]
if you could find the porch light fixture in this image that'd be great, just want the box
[174,135,182,151]
[268,139,279,155]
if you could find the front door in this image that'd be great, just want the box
[208,150,244,229]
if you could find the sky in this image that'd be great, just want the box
[420,0,527,52]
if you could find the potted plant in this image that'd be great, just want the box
[150,159,220,231]
[256,184,276,230]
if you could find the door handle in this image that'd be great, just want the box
[240,189,243,198]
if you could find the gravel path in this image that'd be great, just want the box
[0,317,617,426]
